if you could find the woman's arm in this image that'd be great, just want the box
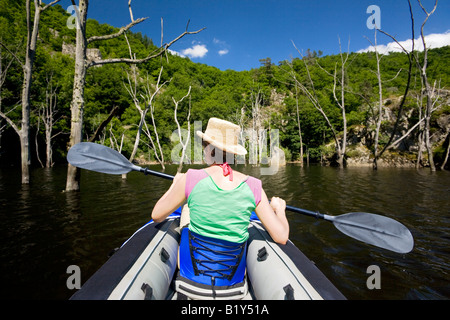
[151,173,187,223]
[254,189,289,245]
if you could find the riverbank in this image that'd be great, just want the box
[134,154,445,169]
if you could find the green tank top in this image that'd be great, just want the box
[186,169,261,243]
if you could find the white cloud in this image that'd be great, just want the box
[181,44,208,58]
[358,30,450,54]
[218,49,229,56]
[168,49,185,58]
[213,37,230,56]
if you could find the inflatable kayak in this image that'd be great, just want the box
[70,207,346,300]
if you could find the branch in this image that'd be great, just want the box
[418,0,438,16]
[172,86,192,108]
[87,17,148,43]
[378,0,415,55]
[88,22,205,67]
[173,86,192,143]
[0,110,20,135]
[418,0,438,72]
[291,40,320,102]
[387,117,425,150]
[88,106,119,142]
[291,40,341,148]
[128,0,134,22]
[145,66,170,109]
[0,46,17,88]
[41,0,61,11]
[0,41,24,67]
[51,130,68,140]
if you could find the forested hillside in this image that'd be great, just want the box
[1,1,449,173]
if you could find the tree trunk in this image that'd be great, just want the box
[294,80,303,166]
[20,0,42,184]
[173,86,191,172]
[65,0,88,192]
[340,58,347,169]
[415,0,438,172]
[372,30,383,170]
[441,132,450,170]
[423,81,436,171]
[45,125,52,168]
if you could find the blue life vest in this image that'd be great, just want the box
[177,227,247,297]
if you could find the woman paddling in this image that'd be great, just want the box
[151,117,289,299]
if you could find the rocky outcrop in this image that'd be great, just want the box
[329,89,450,168]
[62,43,102,63]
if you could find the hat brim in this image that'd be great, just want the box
[197,131,247,156]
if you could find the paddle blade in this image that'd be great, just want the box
[67,142,138,175]
[330,212,414,254]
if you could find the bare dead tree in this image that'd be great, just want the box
[36,74,65,168]
[172,86,192,172]
[386,92,440,153]
[292,71,304,166]
[363,29,385,170]
[246,86,265,165]
[415,0,439,171]
[65,0,205,191]
[273,61,305,165]
[377,0,439,171]
[123,63,169,174]
[0,0,60,184]
[108,122,125,153]
[292,39,349,167]
[331,37,350,167]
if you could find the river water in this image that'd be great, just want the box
[0,164,448,300]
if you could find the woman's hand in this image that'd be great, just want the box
[255,193,289,244]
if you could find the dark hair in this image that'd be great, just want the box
[202,141,233,164]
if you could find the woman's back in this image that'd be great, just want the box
[203,166,248,190]
[185,168,261,243]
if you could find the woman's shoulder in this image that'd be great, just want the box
[243,174,261,187]
[186,168,209,179]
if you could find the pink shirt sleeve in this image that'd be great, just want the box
[245,176,262,206]
[185,169,209,199]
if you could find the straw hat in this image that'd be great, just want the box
[196,118,247,155]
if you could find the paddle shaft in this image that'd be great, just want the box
[285,205,326,219]
[137,166,175,180]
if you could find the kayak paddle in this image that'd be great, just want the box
[67,142,414,254]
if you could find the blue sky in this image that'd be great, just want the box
[60,0,450,71]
